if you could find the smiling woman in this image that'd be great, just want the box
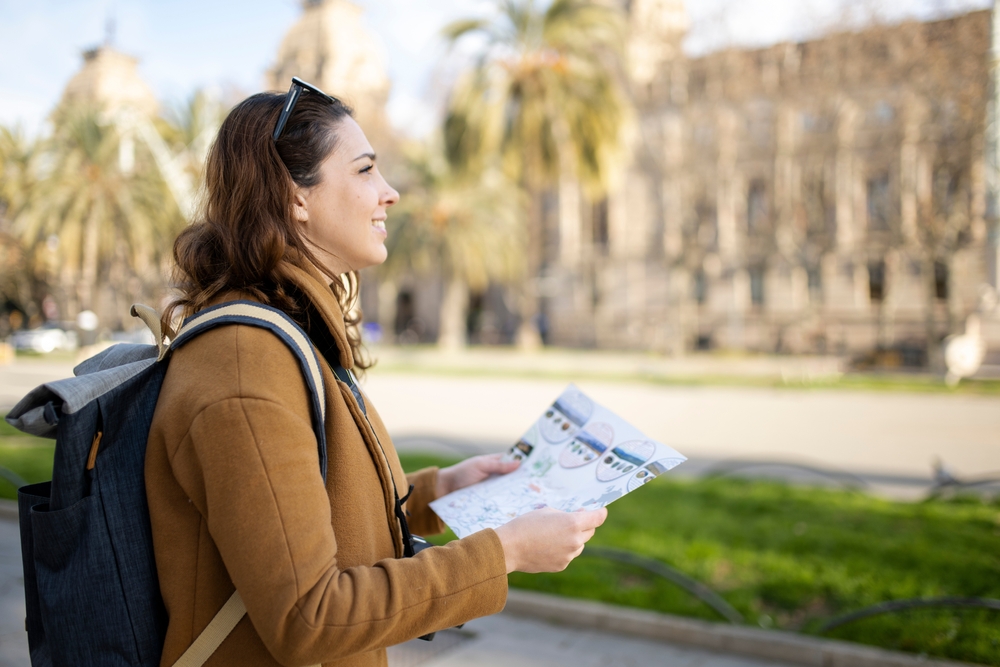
[145,80,606,667]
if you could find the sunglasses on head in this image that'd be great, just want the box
[272,77,338,141]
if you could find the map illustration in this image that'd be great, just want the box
[429,385,687,538]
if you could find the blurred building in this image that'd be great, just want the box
[267,0,392,147]
[56,44,159,118]
[541,4,997,358]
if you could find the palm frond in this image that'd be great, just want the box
[443,18,492,43]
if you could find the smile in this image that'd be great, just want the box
[372,219,386,231]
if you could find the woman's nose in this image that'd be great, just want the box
[382,180,400,207]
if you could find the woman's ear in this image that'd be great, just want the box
[292,190,309,224]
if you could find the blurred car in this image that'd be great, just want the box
[109,328,156,345]
[11,324,79,353]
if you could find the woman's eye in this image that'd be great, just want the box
[359,164,373,174]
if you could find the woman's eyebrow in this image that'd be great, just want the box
[352,152,376,162]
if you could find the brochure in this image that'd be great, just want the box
[429,384,687,538]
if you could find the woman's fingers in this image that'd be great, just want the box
[438,453,521,496]
[494,507,608,574]
[479,453,520,474]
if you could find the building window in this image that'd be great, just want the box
[807,265,823,304]
[592,199,609,252]
[934,261,949,301]
[394,290,419,342]
[868,261,886,303]
[747,180,769,233]
[689,70,706,98]
[748,116,772,148]
[870,101,895,124]
[932,167,961,217]
[800,112,830,133]
[749,266,765,306]
[803,175,835,239]
[867,174,891,232]
[693,270,707,305]
[697,199,717,246]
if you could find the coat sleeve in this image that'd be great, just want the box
[171,326,507,666]
[404,467,447,536]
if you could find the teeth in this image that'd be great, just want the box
[372,220,386,230]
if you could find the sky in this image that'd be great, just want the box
[0,0,992,138]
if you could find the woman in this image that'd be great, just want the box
[146,81,607,667]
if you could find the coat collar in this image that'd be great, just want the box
[207,257,357,371]
[283,260,356,370]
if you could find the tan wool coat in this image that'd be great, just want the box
[145,262,508,667]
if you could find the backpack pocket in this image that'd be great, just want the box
[18,481,51,664]
[31,493,140,666]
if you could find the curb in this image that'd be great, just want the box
[504,589,983,667]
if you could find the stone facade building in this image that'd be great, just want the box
[542,4,999,357]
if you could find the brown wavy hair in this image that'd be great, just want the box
[163,90,371,370]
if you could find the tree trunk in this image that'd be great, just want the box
[79,200,102,314]
[516,181,544,350]
[923,254,944,372]
[438,277,469,351]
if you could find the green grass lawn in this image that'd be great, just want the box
[0,417,53,498]
[374,356,1000,396]
[3,430,997,665]
[396,452,1000,666]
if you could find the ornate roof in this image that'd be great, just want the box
[56,45,158,117]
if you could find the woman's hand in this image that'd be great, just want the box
[494,507,607,574]
[436,453,520,498]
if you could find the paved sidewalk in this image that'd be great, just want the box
[362,374,1000,481]
[387,614,801,667]
[0,513,26,667]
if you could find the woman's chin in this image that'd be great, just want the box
[359,246,388,270]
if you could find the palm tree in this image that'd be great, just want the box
[0,126,42,323]
[443,0,628,347]
[154,90,226,207]
[159,90,223,169]
[13,108,184,322]
[382,143,524,350]
[0,126,36,219]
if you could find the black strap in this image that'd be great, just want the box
[330,364,366,416]
[396,484,416,557]
[329,361,418,557]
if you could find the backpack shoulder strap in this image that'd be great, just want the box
[170,300,328,481]
[172,591,319,667]
[163,301,329,667]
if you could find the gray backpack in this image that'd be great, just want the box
[7,301,328,667]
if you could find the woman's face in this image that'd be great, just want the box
[294,116,399,275]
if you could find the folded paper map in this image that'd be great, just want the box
[429,384,687,538]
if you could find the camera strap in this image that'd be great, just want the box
[395,484,416,557]
[330,362,418,557]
